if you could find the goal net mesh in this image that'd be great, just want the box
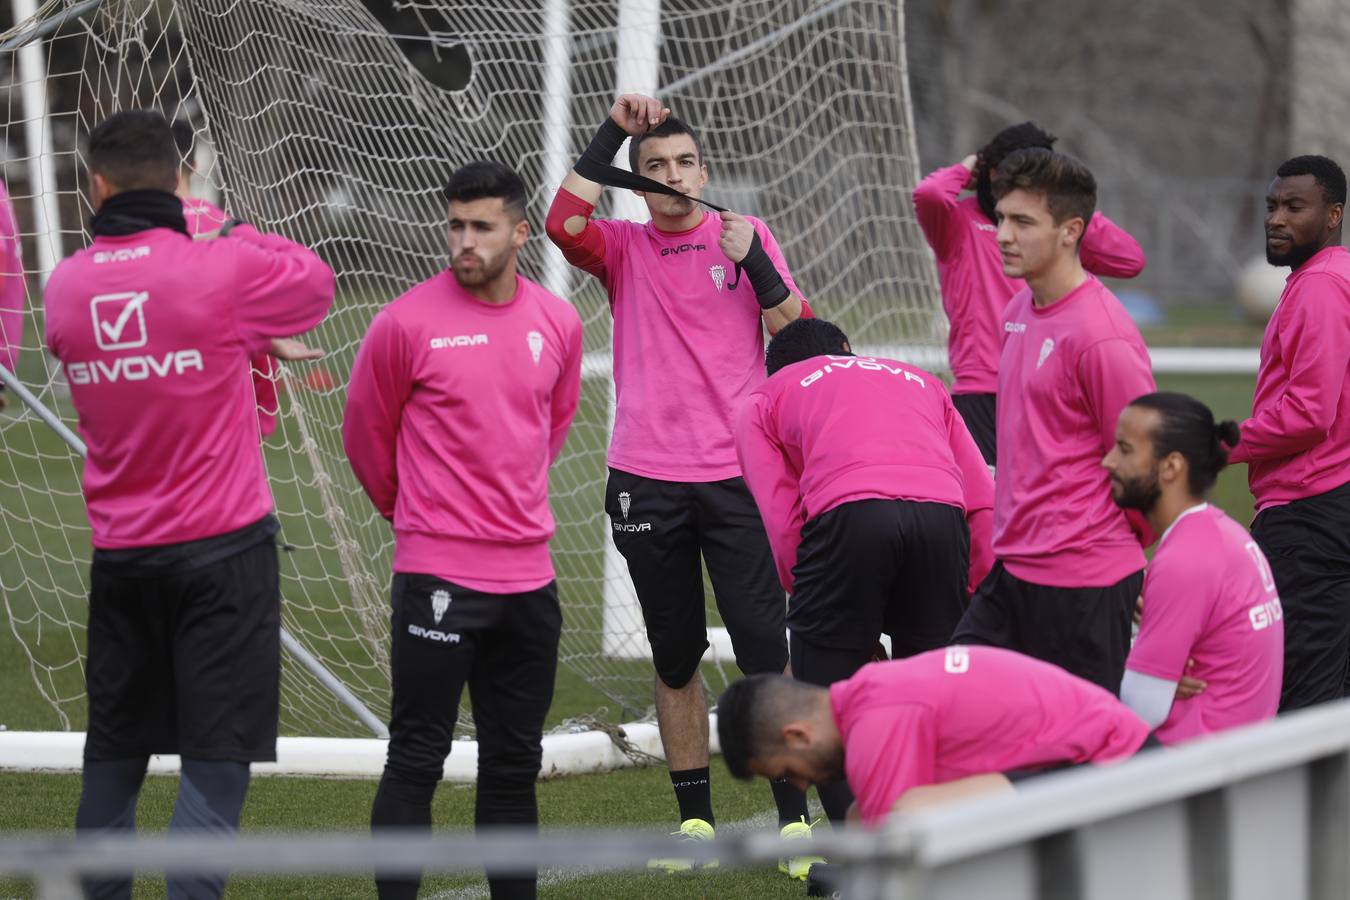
[0,0,941,737]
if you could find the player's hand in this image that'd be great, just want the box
[1175,658,1207,700]
[718,210,755,263]
[271,337,326,361]
[609,94,669,137]
[1133,595,1143,626]
[961,154,978,189]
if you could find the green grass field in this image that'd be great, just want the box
[1,303,1265,896]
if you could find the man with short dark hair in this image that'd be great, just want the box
[1104,393,1282,742]
[346,160,583,900]
[914,122,1145,464]
[716,647,1150,828]
[952,148,1156,694]
[545,93,816,871]
[45,109,334,900]
[1229,154,1350,711]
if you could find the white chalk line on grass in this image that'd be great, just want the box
[424,806,816,900]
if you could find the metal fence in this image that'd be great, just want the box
[4,699,1350,898]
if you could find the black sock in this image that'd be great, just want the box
[669,767,714,826]
[166,759,250,900]
[76,757,149,900]
[371,766,440,900]
[770,777,810,828]
[817,782,855,825]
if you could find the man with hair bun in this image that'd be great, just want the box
[913,122,1145,464]
[1104,392,1283,743]
[1230,154,1350,712]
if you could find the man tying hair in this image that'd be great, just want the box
[1105,392,1283,742]
[717,646,1151,828]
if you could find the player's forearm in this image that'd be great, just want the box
[561,117,630,211]
[761,293,804,334]
[560,170,601,209]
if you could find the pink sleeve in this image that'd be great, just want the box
[1079,338,1158,546]
[1127,554,1210,682]
[545,188,608,280]
[549,313,583,462]
[224,225,336,354]
[912,164,971,262]
[946,395,995,592]
[847,704,936,827]
[0,193,24,374]
[343,311,414,520]
[734,392,805,592]
[1229,274,1350,464]
[1080,213,1146,279]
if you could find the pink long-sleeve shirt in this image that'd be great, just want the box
[343,271,583,594]
[995,276,1155,586]
[914,163,1147,394]
[832,647,1150,827]
[1127,504,1283,745]
[1228,245,1350,509]
[558,203,809,482]
[0,182,24,375]
[735,354,994,594]
[44,223,335,548]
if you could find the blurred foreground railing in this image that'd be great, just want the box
[5,702,1349,899]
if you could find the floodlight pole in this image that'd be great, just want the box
[0,362,390,741]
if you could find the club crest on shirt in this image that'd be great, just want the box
[1036,338,1055,369]
[709,265,726,292]
[618,491,631,521]
[527,330,544,365]
[944,646,971,674]
[431,589,452,624]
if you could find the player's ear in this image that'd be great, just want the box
[1328,202,1344,231]
[89,172,112,209]
[1062,216,1085,247]
[513,217,529,250]
[1161,450,1185,485]
[782,721,812,749]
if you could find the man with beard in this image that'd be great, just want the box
[717,646,1151,828]
[345,161,583,900]
[914,122,1145,464]
[1104,393,1283,741]
[950,148,1155,695]
[1228,155,1350,711]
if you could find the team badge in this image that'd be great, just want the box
[527,330,544,365]
[618,491,631,521]
[431,589,452,624]
[709,265,726,292]
[1036,338,1055,369]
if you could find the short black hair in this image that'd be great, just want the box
[171,119,195,168]
[975,121,1057,221]
[992,147,1097,231]
[87,110,179,192]
[765,318,852,376]
[443,160,527,220]
[1276,155,1347,206]
[1129,392,1241,496]
[717,675,821,781]
[628,117,705,174]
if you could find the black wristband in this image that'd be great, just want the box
[576,119,629,179]
[218,217,247,237]
[739,231,791,310]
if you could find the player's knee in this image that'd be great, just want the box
[653,641,706,690]
[383,748,449,787]
[727,628,788,677]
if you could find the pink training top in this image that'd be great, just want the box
[1228,245,1350,509]
[913,163,1147,394]
[582,210,808,482]
[735,354,994,594]
[995,275,1155,586]
[44,223,334,548]
[0,181,24,375]
[831,646,1150,827]
[1127,504,1283,745]
[181,196,279,437]
[343,270,583,594]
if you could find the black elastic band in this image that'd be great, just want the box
[737,231,791,309]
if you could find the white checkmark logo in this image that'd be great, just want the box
[91,291,150,350]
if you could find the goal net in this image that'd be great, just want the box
[0,0,942,739]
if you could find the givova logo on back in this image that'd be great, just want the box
[67,290,206,384]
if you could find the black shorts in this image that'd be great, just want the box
[789,498,969,656]
[1250,480,1350,711]
[84,520,281,762]
[952,392,997,467]
[1005,733,1162,784]
[605,468,787,689]
[951,562,1143,694]
[384,574,561,782]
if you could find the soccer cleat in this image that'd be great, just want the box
[778,816,827,881]
[647,817,718,872]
